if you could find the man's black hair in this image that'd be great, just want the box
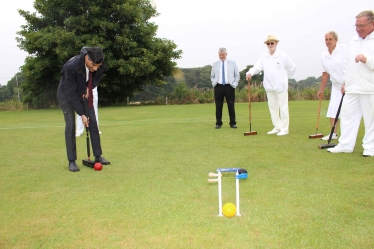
[87,47,104,64]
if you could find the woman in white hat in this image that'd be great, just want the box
[246,35,296,136]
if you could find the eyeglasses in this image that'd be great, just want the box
[267,42,275,45]
[354,21,372,29]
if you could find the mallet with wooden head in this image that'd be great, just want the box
[309,93,324,139]
[319,93,345,149]
[244,79,257,136]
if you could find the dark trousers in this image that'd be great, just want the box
[214,84,236,126]
[57,84,102,161]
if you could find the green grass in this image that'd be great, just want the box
[0,101,373,248]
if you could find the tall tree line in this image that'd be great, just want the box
[17,0,181,108]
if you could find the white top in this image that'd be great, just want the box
[344,32,374,94]
[246,50,296,92]
[321,44,347,88]
[85,65,89,81]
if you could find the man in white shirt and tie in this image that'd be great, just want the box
[210,48,240,129]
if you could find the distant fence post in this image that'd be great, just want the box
[127,97,129,105]
[166,97,168,105]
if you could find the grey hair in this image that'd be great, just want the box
[356,10,374,22]
[218,48,227,53]
[326,31,338,40]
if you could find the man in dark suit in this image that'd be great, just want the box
[210,47,240,129]
[57,47,110,172]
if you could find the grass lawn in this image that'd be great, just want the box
[0,101,373,248]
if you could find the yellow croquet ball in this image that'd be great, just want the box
[222,203,236,218]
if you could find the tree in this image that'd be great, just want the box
[0,85,11,102]
[182,65,212,89]
[17,0,182,107]
[0,72,25,102]
[238,65,264,89]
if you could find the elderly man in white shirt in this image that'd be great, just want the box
[246,35,296,136]
[317,31,346,141]
[328,10,374,156]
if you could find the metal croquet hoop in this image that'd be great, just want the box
[208,168,248,216]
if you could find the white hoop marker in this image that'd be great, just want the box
[208,168,247,217]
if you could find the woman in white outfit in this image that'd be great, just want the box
[317,31,346,141]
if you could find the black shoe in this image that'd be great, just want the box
[215,125,221,129]
[230,125,237,128]
[68,162,80,172]
[95,156,110,165]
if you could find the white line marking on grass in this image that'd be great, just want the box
[0,115,313,130]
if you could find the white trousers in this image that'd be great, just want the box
[76,88,99,134]
[266,91,289,132]
[337,93,374,152]
[327,85,343,118]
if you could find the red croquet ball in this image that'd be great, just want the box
[94,162,103,171]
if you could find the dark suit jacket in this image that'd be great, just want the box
[58,50,107,116]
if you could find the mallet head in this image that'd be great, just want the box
[318,143,337,149]
[309,134,323,139]
[244,131,257,136]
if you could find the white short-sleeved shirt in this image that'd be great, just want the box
[321,44,346,88]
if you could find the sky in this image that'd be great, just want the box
[0,0,372,85]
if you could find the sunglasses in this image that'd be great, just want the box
[267,42,275,45]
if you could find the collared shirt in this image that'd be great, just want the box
[344,31,374,94]
[85,65,89,82]
[218,60,227,84]
[321,44,346,88]
[247,49,296,92]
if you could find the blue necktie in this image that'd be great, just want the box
[222,61,225,85]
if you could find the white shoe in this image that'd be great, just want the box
[321,133,338,141]
[363,150,374,157]
[99,131,102,134]
[267,129,280,135]
[327,147,352,153]
[277,131,288,136]
[75,133,82,137]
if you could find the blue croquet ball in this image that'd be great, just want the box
[222,203,236,218]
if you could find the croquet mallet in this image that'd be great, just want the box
[82,98,95,167]
[309,93,324,139]
[244,79,257,136]
[319,93,345,149]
